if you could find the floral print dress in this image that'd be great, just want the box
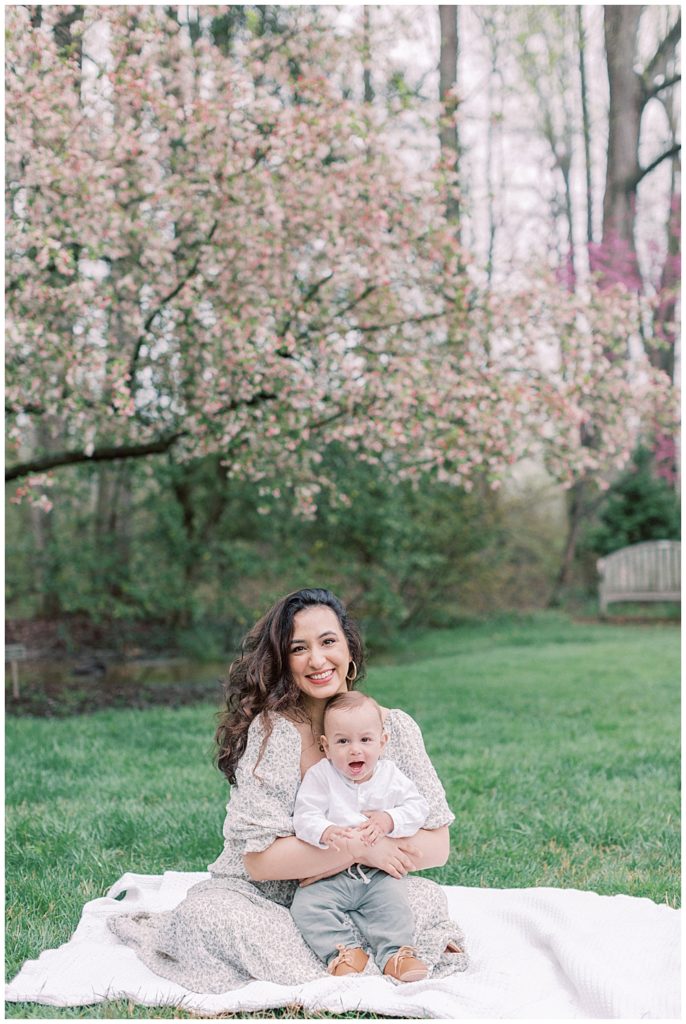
[108,708,468,993]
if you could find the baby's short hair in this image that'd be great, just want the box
[323,690,383,732]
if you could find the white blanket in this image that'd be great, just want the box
[5,871,680,1019]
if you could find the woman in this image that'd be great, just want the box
[109,588,467,992]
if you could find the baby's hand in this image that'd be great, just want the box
[356,810,394,845]
[320,825,356,851]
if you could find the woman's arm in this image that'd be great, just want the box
[244,827,428,883]
[298,826,449,887]
[258,824,450,889]
[244,835,354,882]
[383,824,449,870]
[352,825,449,873]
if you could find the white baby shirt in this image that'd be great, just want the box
[293,757,430,849]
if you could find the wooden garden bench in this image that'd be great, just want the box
[597,540,681,614]
[5,643,27,699]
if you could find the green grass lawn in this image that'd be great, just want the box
[5,613,680,1018]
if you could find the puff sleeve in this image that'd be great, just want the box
[221,714,300,855]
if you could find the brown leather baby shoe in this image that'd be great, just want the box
[383,945,429,982]
[327,944,369,976]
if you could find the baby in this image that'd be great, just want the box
[291,690,430,982]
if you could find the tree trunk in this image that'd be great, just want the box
[560,155,576,292]
[169,456,231,628]
[648,32,680,382]
[548,480,587,606]
[438,5,460,229]
[94,463,132,601]
[29,420,63,618]
[649,191,680,380]
[577,5,594,250]
[598,6,644,290]
[483,12,502,288]
[170,470,197,629]
[362,6,374,104]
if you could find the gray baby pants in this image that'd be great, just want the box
[290,865,415,971]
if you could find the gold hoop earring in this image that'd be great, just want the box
[346,661,358,684]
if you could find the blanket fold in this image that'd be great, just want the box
[5,872,680,1019]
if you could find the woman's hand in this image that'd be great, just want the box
[298,834,419,887]
[353,834,420,879]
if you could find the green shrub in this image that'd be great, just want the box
[6,447,569,646]
[586,447,680,557]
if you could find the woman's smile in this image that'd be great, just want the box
[308,669,335,684]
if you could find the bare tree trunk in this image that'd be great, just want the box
[93,463,133,601]
[600,6,681,316]
[549,475,605,606]
[648,25,680,382]
[438,5,460,230]
[169,456,231,629]
[560,155,576,292]
[650,77,680,479]
[485,72,496,286]
[548,481,586,606]
[600,7,681,293]
[549,417,607,605]
[362,6,374,104]
[599,5,643,290]
[483,13,502,288]
[650,187,680,381]
[30,421,62,617]
[577,5,594,250]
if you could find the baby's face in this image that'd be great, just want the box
[321,703,387,784]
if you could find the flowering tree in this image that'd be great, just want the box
[486,275,678,600]
[5,6,675,524]
[4,6,479,511]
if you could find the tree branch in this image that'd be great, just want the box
[647,73,681,99]
[5,433,185,482]
[278,271,334,340]
[310,284,378,336]
[644,15,681,79]
[128,220,219,381]
[356,310,445,334]
[634,143,681,187]
[6,388,282,482]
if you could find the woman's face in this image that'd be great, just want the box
[288,605,351,705]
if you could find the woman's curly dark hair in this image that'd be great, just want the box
[216,588,365,783]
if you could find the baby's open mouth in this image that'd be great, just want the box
[348,761,365,773]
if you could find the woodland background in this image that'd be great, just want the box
[5,4,681,659]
